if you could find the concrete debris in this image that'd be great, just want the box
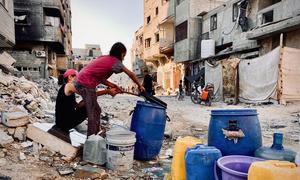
[0,130,14,147]
[34,77,59,101]
[57,167,74,176]
[1,111,29,128]
[0,151,6,158]
[21,141,33,148]
[0,158,7,166]
[14,126,27,141]
[74,165,107,179]
[0,173,11,180]
[0,52,16,74]
[19,152,26,160]
[7,128,15,135]
[26,124,79,159]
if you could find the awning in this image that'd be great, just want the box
[184,68,205,82]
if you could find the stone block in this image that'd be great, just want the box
[1,112,29,128]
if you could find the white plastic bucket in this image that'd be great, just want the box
[106,126,136,171]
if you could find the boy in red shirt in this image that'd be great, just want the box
[74,42,144,136]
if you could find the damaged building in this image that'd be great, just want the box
[131,0,183,92]
[0,0,15,49]
[9,0,73,79]
[191,0,300,104]
[72,44,102,71]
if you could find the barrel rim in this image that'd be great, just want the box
[211,109,258,116]
[136,100,166,109]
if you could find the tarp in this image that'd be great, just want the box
[184,68,205,83]
[239,47,280,103]
[222,58,240,103]
[280,47,300,102]
[205,61,222,101]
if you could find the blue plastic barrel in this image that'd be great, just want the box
[185,144,222,180]
[130,101,167,160]
[208,109,262,156]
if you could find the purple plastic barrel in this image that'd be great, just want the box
[217,155,264,180]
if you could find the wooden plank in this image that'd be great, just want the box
[26,124,79,159]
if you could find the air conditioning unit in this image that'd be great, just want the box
[35,51,46,57]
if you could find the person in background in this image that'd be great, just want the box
[74,42,145,136]
[178,80,184,101]
[49,69,119,142]
[143,69,154,96]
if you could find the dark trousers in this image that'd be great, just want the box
[74,82,101,136]
[55,106,87,132]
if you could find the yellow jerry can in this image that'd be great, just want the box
[171,136,203,180]
[248,160,300,180]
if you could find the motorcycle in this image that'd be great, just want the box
[190,82,215,106]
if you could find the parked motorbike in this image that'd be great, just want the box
[190,82,214,106]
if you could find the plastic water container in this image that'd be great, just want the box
[83,135,106,165]
[201,39,215,58]
[130,101,167,160]
[106,126,136,171]
[217,155,264,180]
[171,136,203,180]
[248,160,300,180]
[185,144,222,180]
[255,133,296,162]
[208,109,262,156]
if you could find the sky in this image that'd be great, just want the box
[71,0,144,69]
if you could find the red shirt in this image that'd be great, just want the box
[76,55,124,88]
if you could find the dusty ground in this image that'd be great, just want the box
[0,94,299,179]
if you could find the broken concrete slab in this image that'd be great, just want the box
[14,126,27,141]
[19,152,26,160]
[0,130,14,147]
[21,141,33,148]
[0,51,16,67]
[74,165,106,179]
[7,128,15,136]
[57,167,74,176]
[1,111,29,128]
[26,123,84,159]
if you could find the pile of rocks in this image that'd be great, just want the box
[34,77,59,101]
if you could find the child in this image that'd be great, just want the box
[74,42,145,136]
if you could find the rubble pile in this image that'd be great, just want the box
[34,77,59,101]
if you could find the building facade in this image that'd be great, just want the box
[0,0,15,48]
[132,0,183,92]
[72,44,102,71]
[10,0,72,79]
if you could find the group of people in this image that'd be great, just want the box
[50,42,145,141]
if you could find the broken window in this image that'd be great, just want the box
[210,14,217,31]
[44,7,62,27]
[262,10,273,24]
[147,16,151,24]
[155,33,159,43]
[145,38,151,48]
[14,11,29,25]
[139,35,143,45]
[232,2,239,22]
[156,7,159,15]
[175,20,188,42]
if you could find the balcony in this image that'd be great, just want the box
[160,38,174,53]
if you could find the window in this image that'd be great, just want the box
[156,7,159,15]
[175,21,188,42]
[147,16,151,24]
[232,2,239,22]
[139,35,143,45]
[155,33,159,42]
[14,11,29,25]
[145,38,151,48]
[44,8,61,27]
[262,10,273,24]
[177,0,185,6]
[210,14,217,31]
